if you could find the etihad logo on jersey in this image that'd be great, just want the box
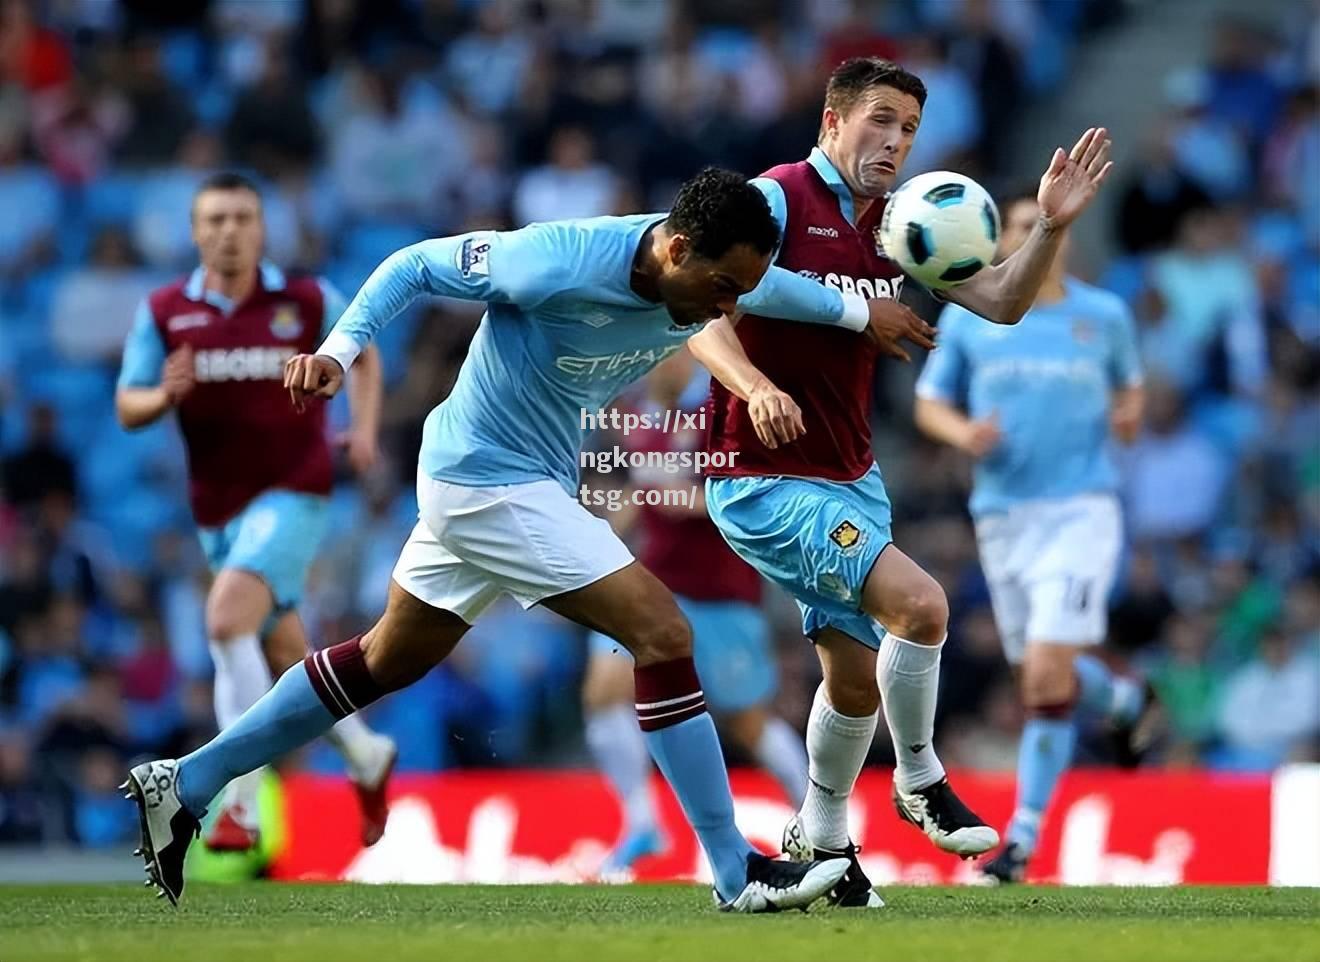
[270,305,303,340]
[194,346,296,382]
[819,272,904,300]
[555,344,684,380]
[807,225,839,238]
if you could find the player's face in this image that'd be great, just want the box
[192,188,265,278]
[661,238,771,328]
[997,197,1071,266]
[822,85,922,198]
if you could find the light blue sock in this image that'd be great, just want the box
[643,713,754,900]
[1007,716,1077,855]
[1074,654,1143,723]
[177,664,336,816]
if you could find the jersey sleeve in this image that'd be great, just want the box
[317,277,350,342]
[117,299,166,389]
[737,176,868,332]
[914,305,970,404]
[317,225,569,373]
[1106,299,1143,389]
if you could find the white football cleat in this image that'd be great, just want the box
[715,852,849,913]
[123,759,200,906]
[892,777,998,858]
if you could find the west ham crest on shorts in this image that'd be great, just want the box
[830,520,862,550]
[270,305,303,340]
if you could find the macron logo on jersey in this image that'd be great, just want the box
[194,346,297,382]
[807,225,840,238]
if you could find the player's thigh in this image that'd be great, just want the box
[211,490,331,619]
[681,598,776,714]
[360,578,472,689]
[813,624,881,716]
[262,609,310,676]
[720,704,769,757]
[206,568,275,639]
[542,562,691,667]
[582,637,636,711]
[859,544,949,643]
[1022,496,1123,648]
[706,469,892,615]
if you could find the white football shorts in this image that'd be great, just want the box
[973,493,1123,664]
[392,473,635,622]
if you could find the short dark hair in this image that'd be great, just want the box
[668,167,781,260]
[999,184,1040,218]
[824,57,928,117]
[194,171,262,201]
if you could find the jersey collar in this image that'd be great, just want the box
[184,260,287,314]
[807,146,858,227]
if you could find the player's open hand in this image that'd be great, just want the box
[748,378,805,449]
[866,299,936,363]
[1037,127,1114,230]
[161,344,196,405]
[284,353,344,412]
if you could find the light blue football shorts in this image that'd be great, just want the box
[589,595,776,712]
[197,489,330,612]
[705,465,893,650]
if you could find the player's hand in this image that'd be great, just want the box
[284,353,344,412]
[748,377,805,449]
[161,344,196,405]
[337,428,379,474]
[865,299,936,363]
[961,414,1002,459]
[1037,127,1114,230]
[1110,405,1141,444]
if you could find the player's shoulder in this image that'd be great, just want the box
[144,276,194,319]
[1063,277,1131,324]
[513,214,660,290]
[758,159,812,185]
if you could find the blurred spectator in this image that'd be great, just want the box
[898,33,980,175]
[1114,125,1212,255]
[1261,85,1320,242]
[1123,381,1231,541]
[0,0,74,94]
[1163,68,1251,201]
[29,75,129,186]
[0,733,43,842]
[131,128,222,269]
[49,226,156,364]
[0,117,58,281]
[1149,612,1222,753]
[443,0,534,117]
[2,404,76,508]
[943,0,1024,174]
[113,36,197,167]
[224,39,320,179]
[1214,630,1320,769]
[513,125,618,225]
[1204,17,1285,150]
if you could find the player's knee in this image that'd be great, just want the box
[626,614,693,667]
[889,584,949,645]
[826,671,880,717]
[1019,651,1077,711]
[205,606,256,643]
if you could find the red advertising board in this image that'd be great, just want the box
[270,768,1301,886]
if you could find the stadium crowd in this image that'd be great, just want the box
[0,0,1316,848]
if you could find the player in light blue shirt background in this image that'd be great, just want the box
[915,187,1160,883]
[126,169,883,912]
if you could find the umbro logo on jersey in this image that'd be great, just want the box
[807,225,839,238]
[583,312,614,328]
[167,312,210,331]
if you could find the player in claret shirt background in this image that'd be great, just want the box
[692,57,1114,908]
[115,172,397,854]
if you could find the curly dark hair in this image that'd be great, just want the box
[824,57,928,117]
[667,167,781,260]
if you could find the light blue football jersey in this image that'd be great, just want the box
[916,277,1143,517]
[319,213,857,495]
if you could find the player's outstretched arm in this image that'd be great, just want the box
[945,127,1114,325]
[688,314,805,449]
[913,397,1001,460]
[735,265,871,332]
[339,343,382,473]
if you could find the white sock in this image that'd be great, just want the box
[585,704,656,834]
[878,633,947,793]
[799,683,878,851]
[209,633,273,823]
[322,712,393,785]
[754,715,809,809]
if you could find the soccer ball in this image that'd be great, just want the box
[878,171,1001,290]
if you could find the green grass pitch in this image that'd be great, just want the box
[1,883,1316,962]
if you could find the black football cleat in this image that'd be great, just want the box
[980,842,1029,884]
[781,814,883,908]
[123,759,201,906]
[893,777,998,858]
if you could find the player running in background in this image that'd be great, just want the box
[115,173,397,853]
[123,168,886,911]
[914,188,1158,884]
[690,57,1114,907]
[583,351,808,876]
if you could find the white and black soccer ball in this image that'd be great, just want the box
[878,171,1001,290]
